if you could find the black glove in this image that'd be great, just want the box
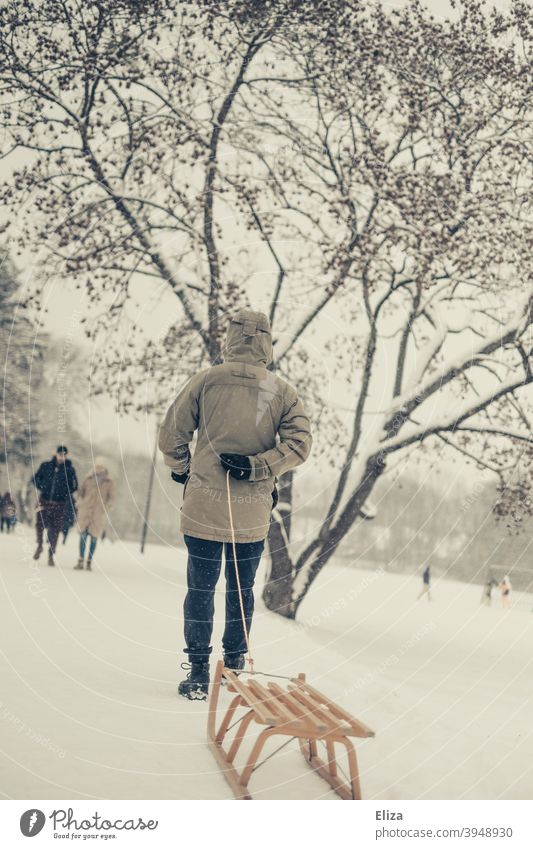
[171,471,189,485]
[220,453,252,481]
[272,485,279,510]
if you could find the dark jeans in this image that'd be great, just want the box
[36,500,67,554]
[183,534,265,664]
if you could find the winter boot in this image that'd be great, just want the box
[74,558,84,570]
[86,559,92,571]
[178,662,210,701]
[222,653,246,684]
[223,653,246,672]
[48,552,55,567]
[33,546,42,561]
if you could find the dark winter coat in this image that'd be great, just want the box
[1,494,16,519]
[159,309,312,543]
[62,495,77,530]
[33,457,78,503]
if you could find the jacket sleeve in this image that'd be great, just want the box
[158,371,207,474]
[33,463,45,490]
[69,465,78,493]
[249,385,312,481]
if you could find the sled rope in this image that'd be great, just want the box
[226,470,254,673]
[203,669,296,689]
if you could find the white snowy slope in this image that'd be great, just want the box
[0,527,532,801]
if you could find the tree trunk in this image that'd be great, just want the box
[262,471,296,617]
[290,456,386,617]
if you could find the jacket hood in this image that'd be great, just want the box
[224,309,273,366]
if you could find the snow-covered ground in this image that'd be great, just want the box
[0,526,532,800]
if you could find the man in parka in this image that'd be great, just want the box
[159,309,312,699]
[32,445,78,566]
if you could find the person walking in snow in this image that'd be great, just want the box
[500,574,512,610]
[482,577,498,606]
[0,492,16,532]
[159,309,312,700]
[74,458,115,571]
[32,445,78,566]
[417,564,431,601]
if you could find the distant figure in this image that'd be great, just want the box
[32,445,78,566]
[482,578,498,607]
[500,574,512,610]
[62,495,77,544]
[417,564,431,601]
[0,492,16,532]
[74,458,115,571]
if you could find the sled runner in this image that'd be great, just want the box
[207,660,374,800]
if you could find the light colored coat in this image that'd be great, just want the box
[159,309,312,543]
[76,471,115,538]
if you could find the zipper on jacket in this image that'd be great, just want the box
[49,467,58,501]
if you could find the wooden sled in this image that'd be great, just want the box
[207,660,374,800]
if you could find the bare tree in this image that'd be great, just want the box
[1,0,531,618]
[0,0,350,574]
[0,0,347,386]
[252,0,533,614]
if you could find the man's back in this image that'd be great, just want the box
[186,361,302,491]
[159,309,311,543]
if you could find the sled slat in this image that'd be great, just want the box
[246,679,299,727]
[266,682,328,735]
[296,681,375,738]
[222,670,278,726]
[288,687,349,735]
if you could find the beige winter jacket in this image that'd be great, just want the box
[76,471,115,538]
[159,309,312,543]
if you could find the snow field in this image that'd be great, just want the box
[0,527,532,800]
